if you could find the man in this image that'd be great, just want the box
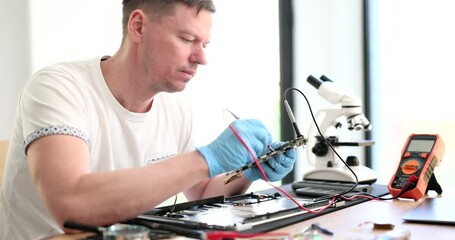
[0,1,296,239]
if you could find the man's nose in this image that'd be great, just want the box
[190,45,207,65]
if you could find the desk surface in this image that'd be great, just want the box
[53,187,455,240]
[277,191,455,239]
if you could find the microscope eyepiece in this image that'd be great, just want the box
[320,75,333,82]
[307,75,322,89]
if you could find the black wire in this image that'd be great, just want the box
[285,88,418,201]
[168,195,178,215]
[283,87,360,200]
[360,182,415,200]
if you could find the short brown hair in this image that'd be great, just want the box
[121,0,216,40]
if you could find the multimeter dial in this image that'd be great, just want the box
[391,153,426,188]
[401,157,422,175]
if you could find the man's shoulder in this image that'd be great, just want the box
[26,57,104,88]
[36,57,102,75]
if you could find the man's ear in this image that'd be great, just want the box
[128,9,147,43]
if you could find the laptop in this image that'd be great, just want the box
[402,197,455,225]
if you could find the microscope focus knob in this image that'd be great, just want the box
[312,142,328,156]
[346,156,359,166]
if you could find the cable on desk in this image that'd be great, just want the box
[228,123,338,214]
[335,174,418,202]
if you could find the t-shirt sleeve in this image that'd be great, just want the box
[19,65,90,152]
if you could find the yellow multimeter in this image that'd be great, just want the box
[388,134,445,200]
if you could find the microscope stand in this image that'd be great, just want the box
[303,165,377,184]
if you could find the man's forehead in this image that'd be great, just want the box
[162,5,213,38]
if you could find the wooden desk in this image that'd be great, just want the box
[275,191,455,239]
[54,188,455,240]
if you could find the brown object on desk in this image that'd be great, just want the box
[0,140,9,185]
[0,140,9,205]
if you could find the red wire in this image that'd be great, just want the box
[228,123,337,213]
[228,124,269,182]
[206,231,292,240]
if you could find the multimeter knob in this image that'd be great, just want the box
[401,158,422,175]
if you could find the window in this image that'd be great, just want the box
[369,0,455,186]
[292,0,366,182]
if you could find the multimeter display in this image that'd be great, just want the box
[388,134,445,200]
[406,139,435,152]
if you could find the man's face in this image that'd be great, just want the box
[140,4,212,93]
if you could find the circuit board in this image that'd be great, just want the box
[134,192,336,233]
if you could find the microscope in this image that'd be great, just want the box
[302,75,377,184]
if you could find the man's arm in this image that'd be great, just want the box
[28,119,293,230]
[28,134,210,229]
[184,174,251,201]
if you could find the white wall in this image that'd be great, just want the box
[0,0,31,139]
[28,0,122,71]
[188,0,281,147]
[370,0,455,185]
[292,0,366,181]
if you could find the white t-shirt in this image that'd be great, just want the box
[0,57,196,239]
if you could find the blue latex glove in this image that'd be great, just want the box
[197,119,272,178]
[243,141,296,182]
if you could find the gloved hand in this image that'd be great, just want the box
[197,119,272,178]
[243,142,296,182]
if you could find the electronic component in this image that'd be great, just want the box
[388,134,445,200]
[135,192,333,234]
